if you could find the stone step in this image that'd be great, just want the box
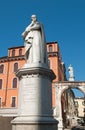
[64,128,71,130]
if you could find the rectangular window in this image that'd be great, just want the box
[75,108,78,116]
[75,101,78,107]
[0,79,2,89]
[0,65,4,73]
[11,97,16,107]
[49,45,52,52]
[0,97,2,107]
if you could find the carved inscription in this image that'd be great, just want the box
[22,82,38,102]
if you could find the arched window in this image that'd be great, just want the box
[49,45,52,52]
[12,49,15,57]
[19,49,22,56]
[12,78,17,88]
[14,63,18,72]
[0,79,2,89]
[0,64,4,73]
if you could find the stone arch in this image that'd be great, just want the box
[61,86,84,98]
[54,81,85,130]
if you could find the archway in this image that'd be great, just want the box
[54,81,85,130]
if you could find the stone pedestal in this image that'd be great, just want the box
[11,64,58,130]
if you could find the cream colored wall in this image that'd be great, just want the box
[75,98,85,117]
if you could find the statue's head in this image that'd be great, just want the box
[31,14,36,18]
[31,14,37,22]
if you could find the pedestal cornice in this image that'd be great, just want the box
[16,67,56,81]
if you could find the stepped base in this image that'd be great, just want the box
[11,116,58,130]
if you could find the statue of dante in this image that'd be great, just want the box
[22,15,48,64]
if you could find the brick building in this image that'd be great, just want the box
[0,42,66,109]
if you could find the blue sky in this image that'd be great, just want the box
[0,0,85,96]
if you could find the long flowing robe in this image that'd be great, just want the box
[24,22,48,64]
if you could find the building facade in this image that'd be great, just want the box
[74,97,85,118]
[0,42,66,109]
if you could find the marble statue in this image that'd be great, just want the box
[11,14,57,130]
[22,15,48,64]
[68,64,75,81]
[68,65,74,77]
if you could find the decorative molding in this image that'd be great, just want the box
[16,67,56,81]
[0,55,25,63]
[48,52,58,57]
[55,81,85,87]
